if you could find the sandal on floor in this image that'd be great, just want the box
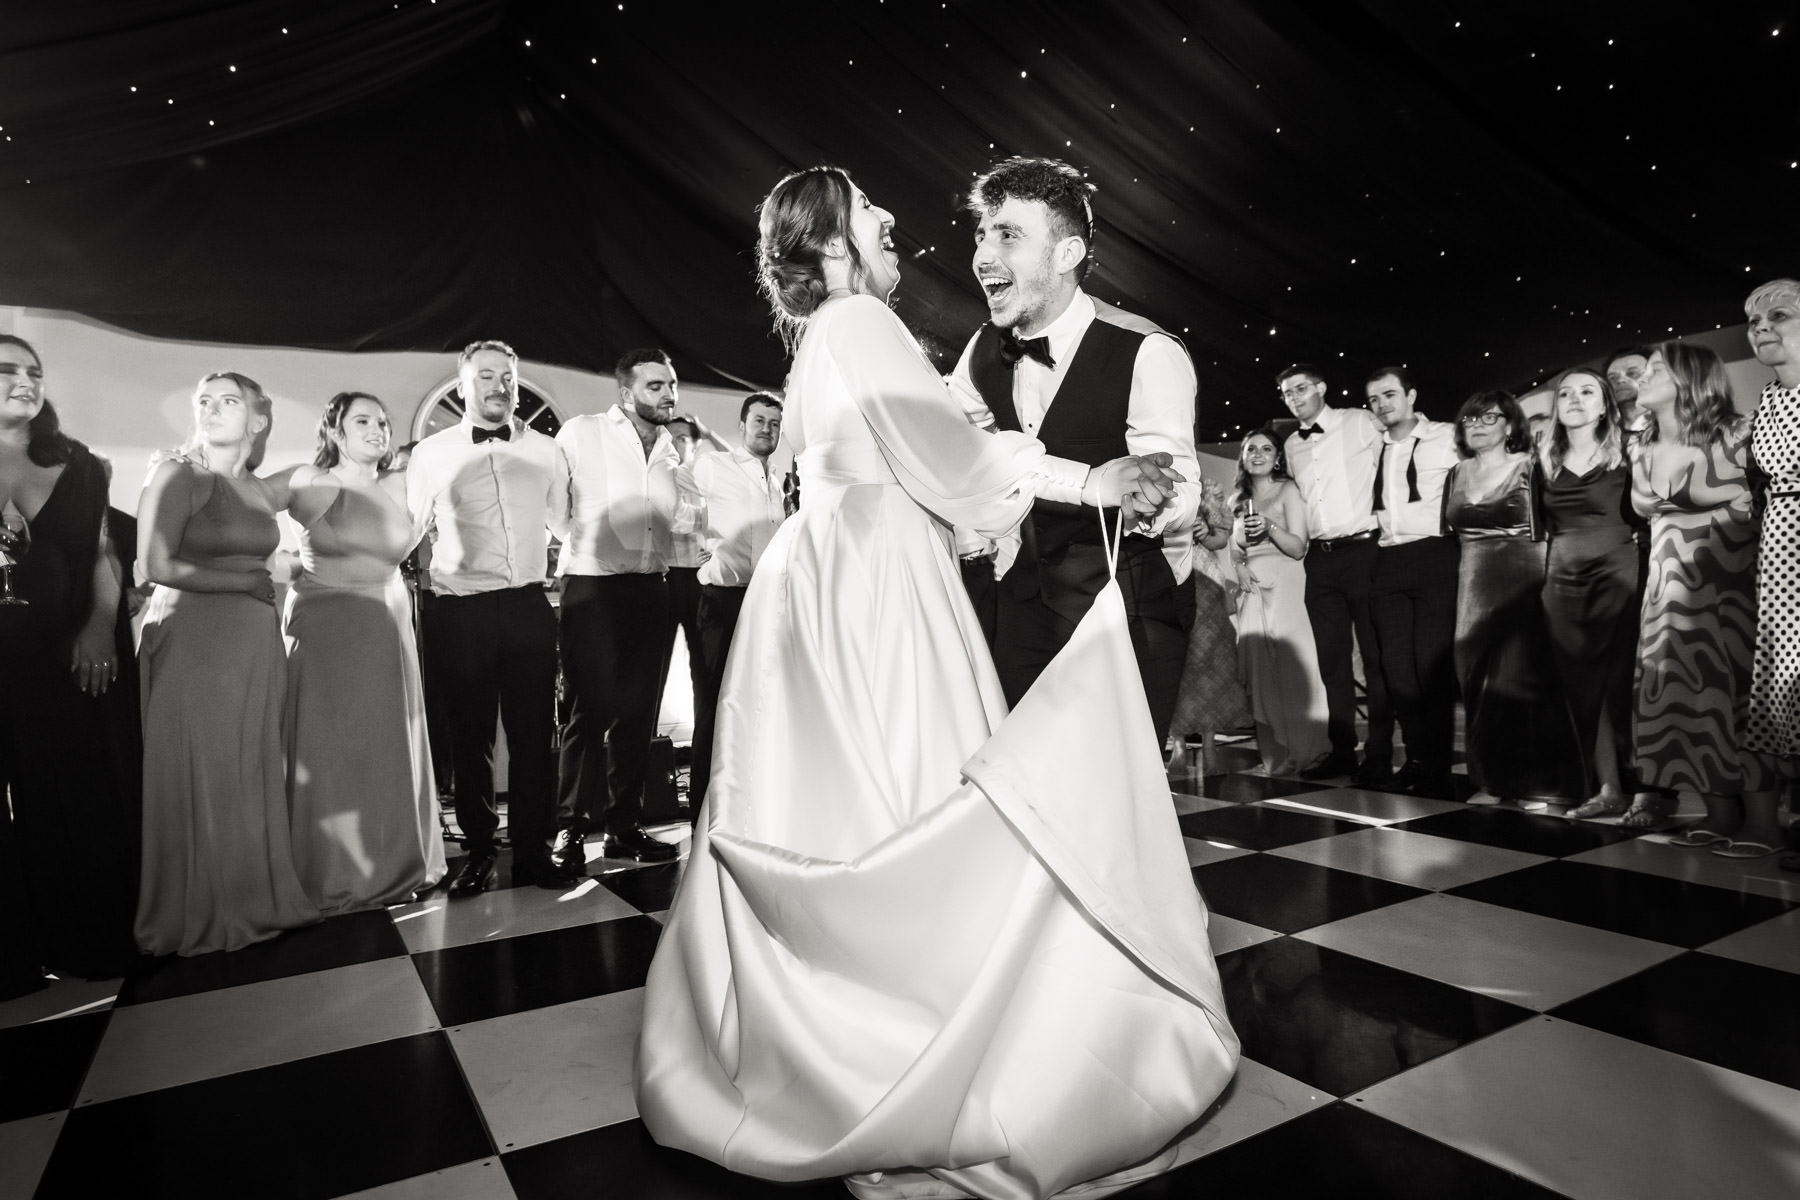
[1567,797,1628,820]
[1618,803,1676,830]
[1667,828,1732,849]
[1712,840,1780,860]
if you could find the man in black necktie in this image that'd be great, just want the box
[950,157,1201,741]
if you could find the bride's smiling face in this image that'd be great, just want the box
[845,184,900,300]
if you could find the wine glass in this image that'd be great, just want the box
[0,502,28,606]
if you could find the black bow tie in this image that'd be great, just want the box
[1294,424,1322,439]
[472,425,512,444]
[999,333,1055,370]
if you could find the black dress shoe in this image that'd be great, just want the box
[513,854,583,889]
[1353,758,1395,787]
[1299,754,1357,781]
[598,826,679,863]
[551,827,588,871]
[447,851,498,899]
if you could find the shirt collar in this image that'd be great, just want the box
[608,404,673,451]
[1382,414,1447,444]
[1301,406,1344,433]
[460,417,520,441]
[1025,288,1095,365]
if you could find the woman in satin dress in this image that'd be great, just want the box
[635,166,1239,1200]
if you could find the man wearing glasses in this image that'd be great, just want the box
[1365,367,1461,800]
[1279,364,1393,783]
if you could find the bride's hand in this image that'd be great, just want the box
[1083,453,1184,519]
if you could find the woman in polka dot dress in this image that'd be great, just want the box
[1743,278,1800,871]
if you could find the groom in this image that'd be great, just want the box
[951,156,1201,742]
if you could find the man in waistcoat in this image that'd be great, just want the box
[951,156,1201,742]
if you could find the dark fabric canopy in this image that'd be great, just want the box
[0,1,1788,437]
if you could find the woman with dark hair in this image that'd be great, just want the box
[1631,343,1781,855]
[281,392,442,910]
[1444,390,1581,806]
[136,371,318,956]
[1229,427,1328,774]
[1540,368,1649,823]
[636,166,1237,1198]
[0,334,141,994]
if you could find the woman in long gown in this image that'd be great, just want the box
[1165,477,1252,768]
[136,372,319,956]
[635,167,1238,1200]
[1442,391,1581,806]
[1229,429,1329,775]
[282,392,443,911]
[0,335,141,992]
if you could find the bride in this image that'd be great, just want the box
[634,166,1239,1200]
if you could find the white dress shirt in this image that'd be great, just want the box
[406,419,570,596]
[952,289,1202,583]
[694,446,787,587]
[1284,405,1384,541]
[1374,415,1459,547]
[555,404,679,577]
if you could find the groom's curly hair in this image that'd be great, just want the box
[966,156,1097,281]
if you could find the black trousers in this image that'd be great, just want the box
[993,541,1195,745]
[659,566,706,718]
[558,573,673,835]
[422,585,557,858]
[690,583,748,809]
[1302,536,1394,763]
[960,554,999,649]
[1371,536,1461,771]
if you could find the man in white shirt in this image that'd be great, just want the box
[407,340,577,896]
[1280,363,1395,784]
[658,414,729,736]
[1366,367,1461,799]
[552,348,683,865]
[687,393,789,813]
[952,156,1201,743]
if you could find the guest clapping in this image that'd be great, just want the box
[136,372,318,955]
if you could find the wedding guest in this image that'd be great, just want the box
[660,415,721,738]
[1633,344,1781,855]
[408,341,576,896]
[282,392,444,910]
[1444,391,1582,806]
[552,349,682,866]
[1540,369,1646,822]
[1166,476,1252,769]
[689,393,789,812]
[1366,368,1461,799]
[0,334,141,990]
[1230,429,1329,775]
[136,372,318,954]
[1603,344,1653,430]
[1281,364,1393,783]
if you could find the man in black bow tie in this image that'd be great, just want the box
[950,156,1200,742]
[408,340,579,896]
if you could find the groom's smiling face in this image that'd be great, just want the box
[972,197,1068,335]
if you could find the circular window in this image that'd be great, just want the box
[410,377,564,443]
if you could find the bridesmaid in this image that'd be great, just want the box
[1230,428,1329,774]
[1632,344,1781,856]
[136,372,319,956]
[1443,390,1581,807]
[283,392,444,910]
[1539,369,1648,823]
[1166,476,1252,770]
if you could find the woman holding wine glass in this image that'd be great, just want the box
[0,333,142,996]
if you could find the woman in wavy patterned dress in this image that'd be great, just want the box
[1632,344,1782,857]
[635,167,1238,1200]
[136,372,319,956]
[1166,477,1252,769]
[283,392,443,912]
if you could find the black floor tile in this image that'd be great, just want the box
[505,1119,842,1200]
[1394,806,1639,857]
[414,914,664,1026]
[0,1011,109,1123]
[596,861,681,914]
[1189,774,1334,803]
[1178,804,1364,850]
[1193,854,1427,934]
[1216,938,1532,1096]
[118,910,408,1006]
[1551,951,1800,1091]
[1122,1102,1565,1198]
[1448,860,1797,948]
[35,1031,491,1199]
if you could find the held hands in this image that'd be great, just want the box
[1083,452,1185,521]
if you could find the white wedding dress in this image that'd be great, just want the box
[635,295,1239,1200]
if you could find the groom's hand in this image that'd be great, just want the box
[1084,453,1185,519]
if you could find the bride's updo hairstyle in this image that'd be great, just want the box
[757,165,872,350]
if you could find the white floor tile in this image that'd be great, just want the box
[1699,909,1800,976]
[1184,836,1254,867]
[1565,836,1800,902]
[389,879,641,953]
[1172,792,1239,816]
[0,978,119,1030]
[1297,893,1681,1010]
[1269,826,1547,891]
[1169,1058,1332,1167]
[78,957,439,1104]
[0,1111,64,1199]
[1261,787,1465,826]
[447,988,644,1153]
[1354,1017,1800,1200]
[1206,913,1283,956]
[332,1157,515,1199]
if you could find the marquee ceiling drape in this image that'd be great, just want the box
[0,1,1789,438]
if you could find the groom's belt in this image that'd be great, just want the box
[1310,529,1379,551]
